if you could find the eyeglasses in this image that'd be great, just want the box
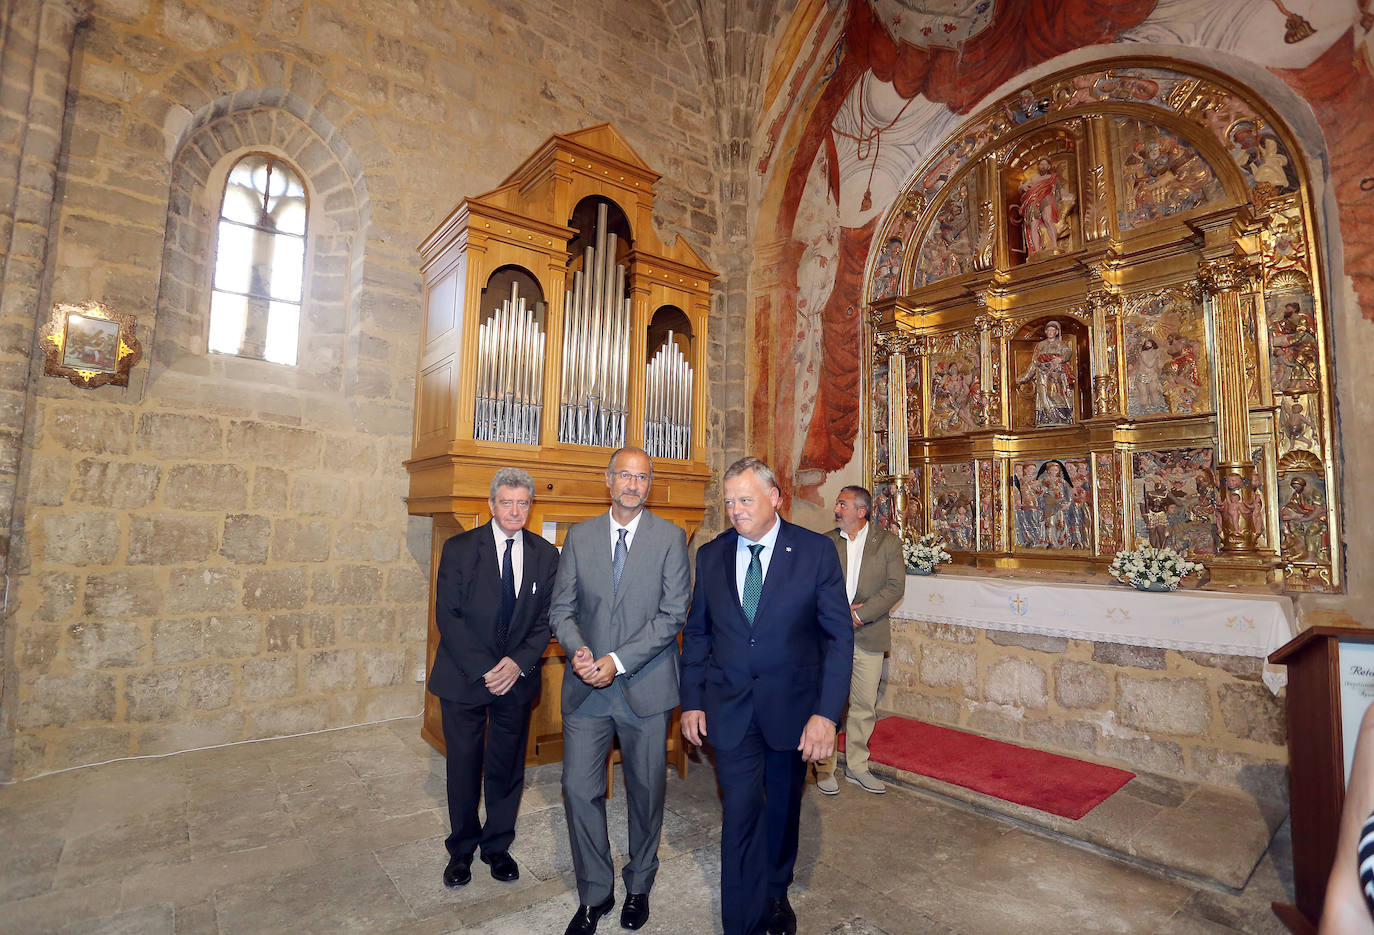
[610,471,650,483]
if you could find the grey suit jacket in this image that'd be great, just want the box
[550,509,690,718]
[828,523,906,653]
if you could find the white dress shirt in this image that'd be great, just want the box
[839,522,868,604]
[606,508,646,675]
[490,520,524,594]
[734,514,781,605]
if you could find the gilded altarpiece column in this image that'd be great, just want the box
[1200,258,1266,556]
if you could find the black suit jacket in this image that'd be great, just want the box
[428,521,559,704]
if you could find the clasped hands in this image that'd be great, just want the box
[572,646,617,688]
[483,656,521,696]
[681,710,835,763]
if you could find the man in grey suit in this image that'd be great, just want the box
[813,484,906,796]
[550,446,690,935]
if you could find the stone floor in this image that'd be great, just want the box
[0,716,1294,934]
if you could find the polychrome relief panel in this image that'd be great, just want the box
[1132,447,1218,556]
[1111,117,1225,231]
[872,355,890,474]
[930,461,976,551]
[870,236,905,301]
[1277,394,1321,457]
[913,183,976,287]
[1278,470,1330,564]
[976,460,995,550]
[901,471,923,537]
[927,336,980,437]
[1011,457,1093,551]
[1265,291,1320,394]
[1123,291,1210,417]
[872,479,900,535]
[1227,119,1299,195]
[905,355,922,438]
[1094,451,1122,555]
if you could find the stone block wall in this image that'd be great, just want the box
[1,0,726,780]
[885,618,1288,802]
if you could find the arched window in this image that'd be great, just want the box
[208,154,307,365]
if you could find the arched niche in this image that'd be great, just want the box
[647,304,692,357]
[1008,316,1091,430]
[481,265,546,325]
[567,195,634,274]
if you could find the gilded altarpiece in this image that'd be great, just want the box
[864,59,1342,592]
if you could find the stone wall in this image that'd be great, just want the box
[1,0,725,780]
[885,618,1288,802]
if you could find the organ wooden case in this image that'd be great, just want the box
[862,59,1342,594]
[406,124,716,764]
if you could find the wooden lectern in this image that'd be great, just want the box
[405,124,716,777]
[1269,626,1374,934]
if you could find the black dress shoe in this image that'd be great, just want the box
[766,895,797,935]
[442,855,472,887]
[563,894,615,935]
[481,851,519,882]
[619,892,649,930]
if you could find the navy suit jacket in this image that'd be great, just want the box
[428,522,559,705]
[680,518,854,752]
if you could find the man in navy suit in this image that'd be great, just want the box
[428,467,559,889]
[680,457,854,935]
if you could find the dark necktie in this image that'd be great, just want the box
[498,537,515,651]
[742,543,763,624]
[613,528,628,594]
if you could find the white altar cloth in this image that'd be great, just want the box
[891,574,1297,693]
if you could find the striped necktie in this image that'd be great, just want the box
[613,528,628,594]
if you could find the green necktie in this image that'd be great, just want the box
[742,543,763,624]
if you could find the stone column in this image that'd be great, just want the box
[0,0,90,573]
[1200,257,1263,553]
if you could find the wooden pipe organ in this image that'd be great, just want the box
[406,124,716,760]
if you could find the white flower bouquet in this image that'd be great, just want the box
[903,532,952,574]
[1108,542,1204,591]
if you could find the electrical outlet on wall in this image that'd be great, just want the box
[414,665,426,683]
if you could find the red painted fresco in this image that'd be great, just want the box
[1274,30,1374,322]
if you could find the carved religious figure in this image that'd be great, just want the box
[1269,300,1320,392]
[1014,320,1075,426]
[1215,473,1265,548]
[1010,157,1075,257]
[1279,475,1328,562]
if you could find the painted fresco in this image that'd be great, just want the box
[1278,470,1329,564]
[1012,457,1093,551]
[1095,451,1121,555]
[1132,447,1218,556]
[929,461,976,550]
[1277,394,1321,456]
[913,183,976,286]
[1123,291,1209,417]
[1112,117,1225,231]
[927,344,980,436]
[1007,154,1077,260]
[1266,291,1320,394]
[1011,319,1077,427]
[869,236,904,301]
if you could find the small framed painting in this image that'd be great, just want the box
[39,301,141,388]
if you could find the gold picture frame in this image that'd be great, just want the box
[39,301,141,389]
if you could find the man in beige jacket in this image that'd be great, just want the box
[814,485,907,794]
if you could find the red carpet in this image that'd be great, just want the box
[840,716,1134,819]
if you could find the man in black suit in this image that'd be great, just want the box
[681,457,853,935]
[428,467,559,888]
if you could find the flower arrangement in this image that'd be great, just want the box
[903,532,952,574]
[1108,542,1204,591]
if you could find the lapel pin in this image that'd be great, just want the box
[785,547,792,552]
